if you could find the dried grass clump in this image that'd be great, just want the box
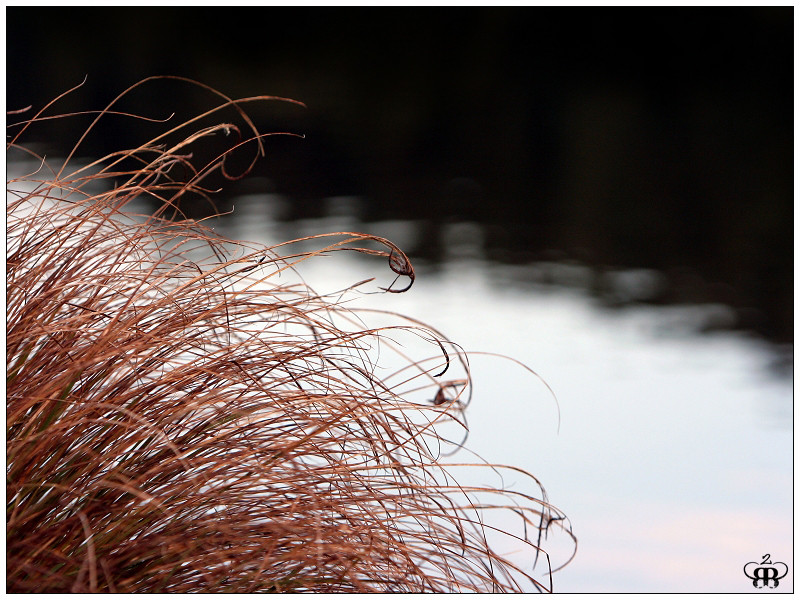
[6,77,575,592]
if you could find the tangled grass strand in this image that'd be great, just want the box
[6,77,575,593]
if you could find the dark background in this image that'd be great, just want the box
[6,7,793,350]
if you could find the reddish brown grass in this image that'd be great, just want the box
[6,77,575,592]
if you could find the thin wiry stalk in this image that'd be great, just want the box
[6,77,575,593]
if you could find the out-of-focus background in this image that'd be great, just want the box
[6,7,793,592]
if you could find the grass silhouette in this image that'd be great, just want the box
[6,77,575,592]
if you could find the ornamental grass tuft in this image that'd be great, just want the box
[6,77,575,592]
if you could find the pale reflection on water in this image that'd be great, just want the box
[212,192,792,593]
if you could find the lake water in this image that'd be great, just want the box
[9,170,791,592]
[214,192,793,593]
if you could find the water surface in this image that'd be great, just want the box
[214,192,793,593]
